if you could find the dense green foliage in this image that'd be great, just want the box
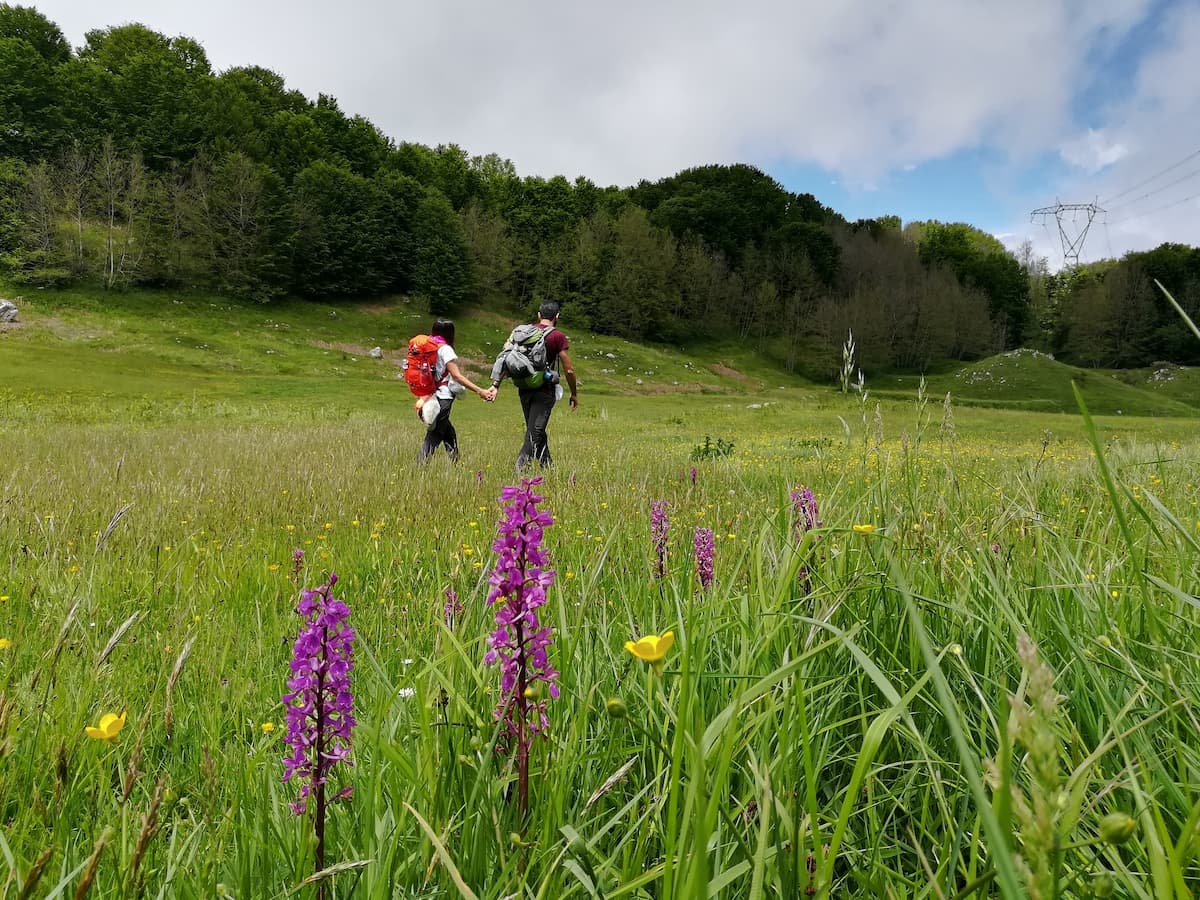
[1039,242,1200,366]
[0,4,1197,375]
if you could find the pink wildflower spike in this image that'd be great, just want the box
[484,478,559,815]
[281,573,355,816]
[651,500,669,580]
[790,486,822,539]
[694,527,714,591]
[443,587,463,629]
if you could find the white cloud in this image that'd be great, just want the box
[1001,1,1200,266]
[32,0,1157,186]
[1060,128,1129,173]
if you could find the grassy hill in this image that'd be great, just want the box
[877,349,1199,417]
[1,282,1197,422]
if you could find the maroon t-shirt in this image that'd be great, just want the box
[544,327,569,367]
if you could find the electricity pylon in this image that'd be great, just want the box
[1030,201,1104,269]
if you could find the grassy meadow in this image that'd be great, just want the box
[1,285,1200,898]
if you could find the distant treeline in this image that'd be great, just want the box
[1,5,1197,373]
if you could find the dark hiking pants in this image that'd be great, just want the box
[516,389,556,471]
[420,398,459,462]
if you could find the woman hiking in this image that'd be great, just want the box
[418,318,497,463]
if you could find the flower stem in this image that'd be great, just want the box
[314,623,327,900]
[516,616,529,820]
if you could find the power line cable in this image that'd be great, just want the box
[1104,164,1200,213]
[1107,189,1200,226]
[1100,147,1200,205]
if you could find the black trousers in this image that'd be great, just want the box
[419,398,459,462]
[516,389,556,470]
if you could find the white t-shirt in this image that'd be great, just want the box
[435,344,466,399]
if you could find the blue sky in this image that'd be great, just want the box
[768,0,1198,264]
[35,0,1200,266]
[774,147,1053,229]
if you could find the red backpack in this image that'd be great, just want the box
[404,335,446,397]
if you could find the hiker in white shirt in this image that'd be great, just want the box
[419,318,496,463]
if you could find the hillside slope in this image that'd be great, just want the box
[1,284,1196,419]
[878,349,1198,416]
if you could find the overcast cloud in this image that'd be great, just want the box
[32,0,1200,263]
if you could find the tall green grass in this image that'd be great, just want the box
[1,390,1198,898]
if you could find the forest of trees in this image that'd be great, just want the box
[2,5,1198,375]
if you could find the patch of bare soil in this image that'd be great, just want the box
[708,362,754,385]
[309,342,496,384]
[636,381,726,395]
[38,317,113,341]
[310,339,393,357]
[455,360,491,379]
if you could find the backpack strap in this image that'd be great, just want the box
[432,339,452,388]
[542,325,558,370]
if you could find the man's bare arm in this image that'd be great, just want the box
[559,349,578,409]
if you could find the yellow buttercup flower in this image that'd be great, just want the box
[85,711,127,742]
[624,631,675,664]
[0,637,13,649]
[852,524,875,533]
[261,722,276,734]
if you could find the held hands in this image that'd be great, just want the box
[481,386,498,403]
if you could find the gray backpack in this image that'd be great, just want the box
[501,324,554,389]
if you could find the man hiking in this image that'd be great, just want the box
[490,301,578,471]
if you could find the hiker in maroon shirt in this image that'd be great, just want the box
[490,301,578,470]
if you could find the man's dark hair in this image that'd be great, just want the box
[538,301,560,321]
[431,317,456,346]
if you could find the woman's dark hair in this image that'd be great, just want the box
[431,318,455,346]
